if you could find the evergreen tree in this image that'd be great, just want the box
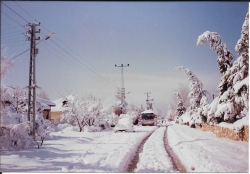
[173,92,186,116]
[197,31,234,75]
[174,66,208,110]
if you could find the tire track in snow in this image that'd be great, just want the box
[133,127,177,173]
[127,129,156,172]
[164,125,186,172]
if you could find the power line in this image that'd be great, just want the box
[10,48,30,60]
[2,40,25,45]
[6,2,119,89]
[13,1,37,22]
[1,26,23,31]
[65,4,117,83]
[1,2,29,23]
[1,11,26,27]
[6,43,29,47]
[49,38,119,88]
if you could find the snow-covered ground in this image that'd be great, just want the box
[136,127,176,172]
[1,123,248,173]
[167,123,249,172]
[0,125,157,172]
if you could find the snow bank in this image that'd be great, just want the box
[167,123,248,172]
[136,127,176,172]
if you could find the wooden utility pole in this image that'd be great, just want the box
[26,22,40,139]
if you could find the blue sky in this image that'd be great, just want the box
[1,1,248,116]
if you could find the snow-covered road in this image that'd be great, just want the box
[167,123,249,172]
[136,127,176,172]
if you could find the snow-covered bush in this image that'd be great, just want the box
[0,121,33,150]
[35,113,54,145]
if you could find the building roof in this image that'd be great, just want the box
[141,110,154,114]
[37,97,56,107]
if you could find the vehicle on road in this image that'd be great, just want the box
[114,114,135,132]
[140,110,157,126]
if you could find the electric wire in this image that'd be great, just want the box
[2,40,25,45]
[1,2,29,23]
[1,20,25,33]
[6,43,29,47]
[5,2,119,89]
[65,4,118,86]
[13,1,37,22]
[1,11,26,27]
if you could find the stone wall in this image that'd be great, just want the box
[195,123,249,142]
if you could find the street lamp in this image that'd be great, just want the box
[11,32,55,60]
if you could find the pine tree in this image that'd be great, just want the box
[197,31,234,75]
[173,92,186,116]
[174,66,208,110]
[199,11,249,123]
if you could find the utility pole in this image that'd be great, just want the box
[26,22,40,139]
[115,64,129,112]
[144,92,154,110]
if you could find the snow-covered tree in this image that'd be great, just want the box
[173,92,186,116]
[232,11,249,118]
[198,11,249,124]
[126,103,143,124]
[1,47,13,79]
[7,86,28,114]
[170,84,190,113]
[61,95,103,132]
[167,104,175,121]
[197,31,234,76]
[174,66,208,110]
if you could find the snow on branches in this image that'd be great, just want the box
[167,104,175,121]
[197,10,249,124]
[235,11,249,57]
[173,92,186,116]
[1,46,13,79]
[197,31,234,75]
[174,66,208,110]
[1,121,34,150]
[61,95,103,132]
